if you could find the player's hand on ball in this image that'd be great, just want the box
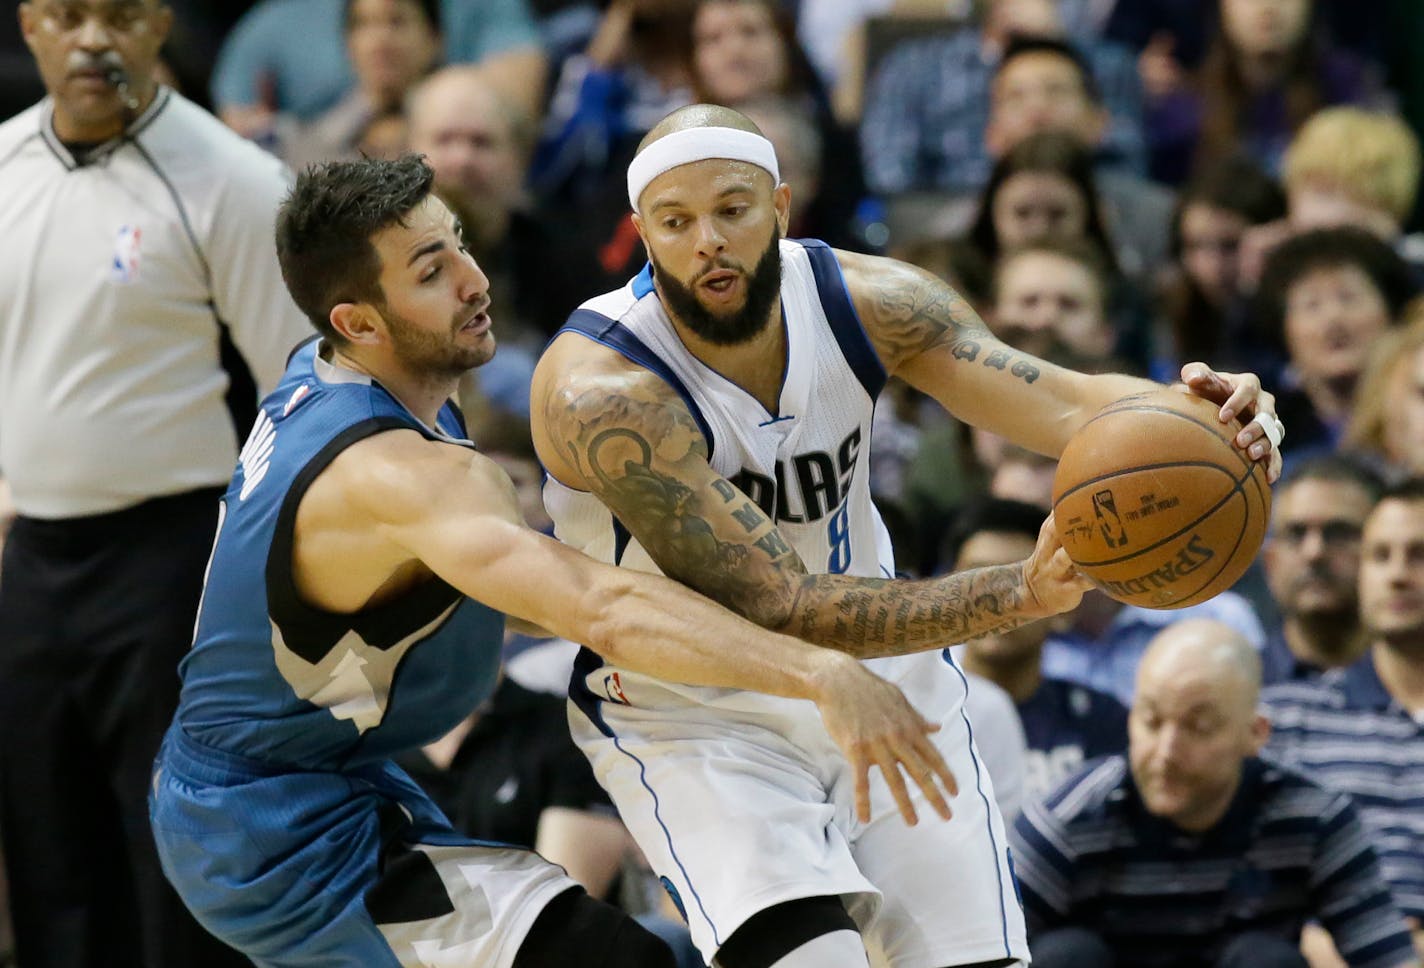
[1022,513,1094,616]
[813,656,958,826]
[1180,363,1284,483]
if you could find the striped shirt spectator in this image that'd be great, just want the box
[1263,658,1424,921]
[1010,755,1416,968]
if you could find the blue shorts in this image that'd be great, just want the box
[150,725,575,967]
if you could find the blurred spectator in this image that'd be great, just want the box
[275,0,441,169]
[1145,0,1392,186]
[1157,155,1287,376]
[1011,618,1417,968]
[1348,306,1424,479]
[965,130,1119,274]
[860,0,1144,195]
[1260,455,1383,683]
[1040,583,1265,705]
[211,0,545,139]
[407,66,608,350]
[989,235,1117,364]
[690,0,868,250]
[985,36,1173,281]
[1284,107,1421,243]
[946,499,1128,802]
[532,0,694,205]
[1255,226,1419,459]
[1264,479,1424,959]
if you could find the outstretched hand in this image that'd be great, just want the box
[1022,513,1094,616]
[812,656,958,826]
[1180,363,1284,483]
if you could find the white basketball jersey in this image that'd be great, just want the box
[544,238,947,720]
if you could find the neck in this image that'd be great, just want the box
[960,648,1043,703]
[666,301,787,414]
[1299,374,1356,424]
[1238,51,1287,90]
[1373,640,1424,716]
[1283,613,1366,670]
[53,83,157,143]
[328,344,454,428]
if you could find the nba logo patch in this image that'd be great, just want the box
[111,224,141,283]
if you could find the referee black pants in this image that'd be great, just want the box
[0,490,250,968]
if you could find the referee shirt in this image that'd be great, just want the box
[1009,756,1415,968]
[0,88,310,518]
[1264,654,1424,920]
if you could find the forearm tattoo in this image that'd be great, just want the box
[555,379,1043,658]
[868,267,1040,384]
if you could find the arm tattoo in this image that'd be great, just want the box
[870,268,1040,384]
[785,563,1042,658]
[555,380,1044,657]
[557,385,809,626]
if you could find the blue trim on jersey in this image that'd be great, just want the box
[796,239,886,401]
[632,263,655,299]
[557,309,717,459]
[569,646,613,738]
[612,519,632,566]
[612,734,722,949]
[941,648,1013,958]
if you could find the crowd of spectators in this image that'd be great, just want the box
[3,0,1424,965]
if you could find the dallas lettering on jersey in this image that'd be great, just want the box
[730,428,861,524]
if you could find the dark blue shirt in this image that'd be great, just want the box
[1018,677,1128,801]
[1010,756,1415,968]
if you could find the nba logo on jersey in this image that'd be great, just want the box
[111,224,142,283]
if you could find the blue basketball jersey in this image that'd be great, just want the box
[174,338,505,770]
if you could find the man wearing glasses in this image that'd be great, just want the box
[1260,456,1384,685]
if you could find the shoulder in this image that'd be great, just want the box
[0,102,44,154]
[140,92,293,198]
[1037,755,1131,824]
[316,429,499,521]
[1261,678,1343,714]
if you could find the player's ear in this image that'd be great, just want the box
[774,182,792,235]
[330,302,380,346]
[630,211,648,250]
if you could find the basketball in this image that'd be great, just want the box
[1051,387,1271,609]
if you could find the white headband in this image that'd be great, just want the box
[626,127,780,209]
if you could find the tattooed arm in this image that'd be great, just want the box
[839,251,1157,458]
[530,336,1088,658]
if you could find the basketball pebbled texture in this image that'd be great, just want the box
[1051,387,1271,609]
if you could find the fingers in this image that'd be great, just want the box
[874,745,920,827]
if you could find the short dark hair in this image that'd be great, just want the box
[275,155,435,343]
[1277,453,1385,502]
[344,0,440,32]
[1378,476,1424,506]
[1257,226,1420,342]
[940,498,1046,570]
[995,35,1101,104]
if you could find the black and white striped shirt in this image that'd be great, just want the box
[1010,756,1415,968]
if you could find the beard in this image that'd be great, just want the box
[382,300,494,381]
[651,229,782,346]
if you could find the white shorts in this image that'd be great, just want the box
[569,650,1029,967]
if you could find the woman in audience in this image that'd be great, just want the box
[688,0,868,250]
[1345,303,1424,479]
[1146,0,1391,185]
[1158,154,1287,376]
[1256,225,1419,458]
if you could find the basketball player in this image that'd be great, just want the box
[148,156,1091,967]
[529,104,1285,968]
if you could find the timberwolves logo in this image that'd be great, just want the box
[1092,489,1129,548]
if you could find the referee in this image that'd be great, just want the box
[0,1,308,964]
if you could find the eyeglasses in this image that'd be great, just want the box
[1272,520,1363,549]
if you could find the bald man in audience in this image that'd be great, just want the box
[1011,619,1417,968]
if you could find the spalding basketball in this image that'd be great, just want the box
[1051,387,1271,609]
